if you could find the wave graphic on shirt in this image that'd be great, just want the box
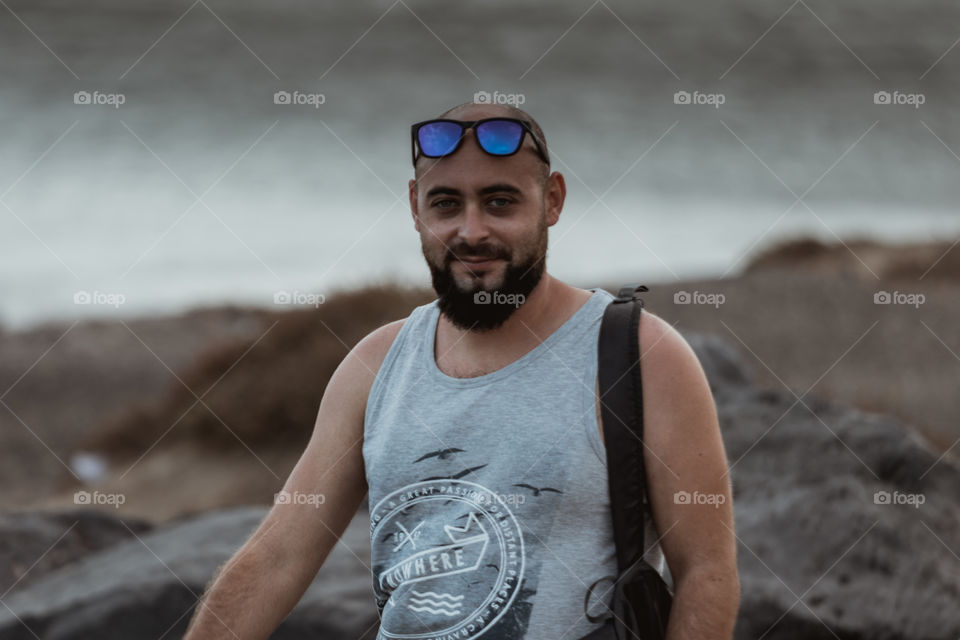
[406,590,464,616]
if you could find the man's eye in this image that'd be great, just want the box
[432,199,458,209]
[489,197,513,208]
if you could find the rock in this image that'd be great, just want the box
[684,331,755,395]
[0,509,153,595]
[722,387,960,640]
[0,507,378,640]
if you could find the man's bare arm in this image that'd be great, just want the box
[640,313,740,640]
[183,320,404,640]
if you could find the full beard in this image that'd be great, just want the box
[425,223,547,332]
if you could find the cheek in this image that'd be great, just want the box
[420,227,450,260]
[419,218,445,242]
[421,216,463,246]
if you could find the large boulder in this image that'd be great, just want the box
[724,387,960,640]
[0,509,153,595]
[0,507,378,640]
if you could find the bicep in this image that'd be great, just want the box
[640,315,737,582]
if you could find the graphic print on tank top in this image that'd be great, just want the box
[369,445,616,640]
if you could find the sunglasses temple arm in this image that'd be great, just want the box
[411,128,417,167]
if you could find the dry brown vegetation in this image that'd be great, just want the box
[82,284,433,457]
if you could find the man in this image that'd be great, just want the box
[184,102,739,639]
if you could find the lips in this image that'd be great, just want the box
[457,256,502,271]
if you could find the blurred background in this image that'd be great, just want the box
[0,1,958,638]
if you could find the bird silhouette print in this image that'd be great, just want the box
[413,447,465,462]
[512,483,563,497]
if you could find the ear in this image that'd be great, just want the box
[408,178,420,232]
[543,171,566,227]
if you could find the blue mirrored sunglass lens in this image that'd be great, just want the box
[476,120,523,155]
[418,122,463,156]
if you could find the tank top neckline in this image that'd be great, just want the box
[422,287,608,388]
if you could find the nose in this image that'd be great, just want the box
[457,200,490,246]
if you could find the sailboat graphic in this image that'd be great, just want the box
[379,512,490,591]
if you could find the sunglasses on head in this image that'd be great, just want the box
[411,117,550,167]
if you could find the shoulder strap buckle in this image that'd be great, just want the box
[614,284,649,303]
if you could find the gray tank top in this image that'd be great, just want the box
[363,287,666,639]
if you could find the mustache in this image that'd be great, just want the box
[446,244,510,263]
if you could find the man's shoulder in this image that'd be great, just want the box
[638,309,676,349]
[351,317,410,375]
[326,317,412,416]
[638,310,709,391]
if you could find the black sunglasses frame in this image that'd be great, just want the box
[410,117,550,168]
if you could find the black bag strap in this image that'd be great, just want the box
[598,283,651,573]
[592,284,672,640]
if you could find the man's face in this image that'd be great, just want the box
[409,110,561,332]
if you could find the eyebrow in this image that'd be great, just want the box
[425,183,523,198]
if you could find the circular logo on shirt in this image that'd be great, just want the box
[370,479,526,639]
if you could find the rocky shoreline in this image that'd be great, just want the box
[1,329,957,639]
